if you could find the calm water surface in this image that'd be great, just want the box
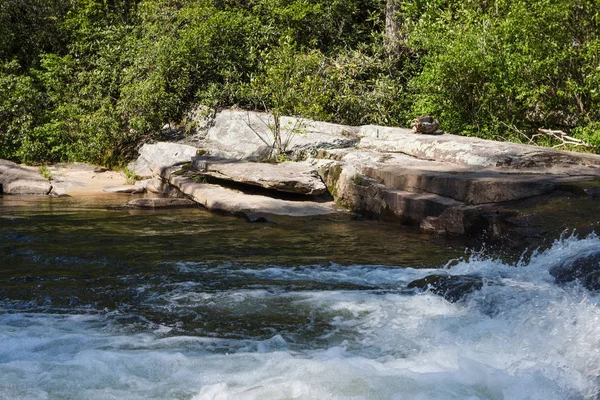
[1,195,599,399]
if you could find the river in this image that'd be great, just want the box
[1,195,599,399]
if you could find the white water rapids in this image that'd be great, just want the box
[1,234,600,399]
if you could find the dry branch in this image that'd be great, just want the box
[529,128,591,148]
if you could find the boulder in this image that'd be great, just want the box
[549,249,600,290]
[312,159,462,224]
[2,178,52,195]
[0,161,52,195]
[140,178,166,194]
[192,158,327,195]
[407,274,486,302]
[127,142,199,178]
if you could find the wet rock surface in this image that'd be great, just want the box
[549,249,600,290]
[122,197,197,209]
[407,274,487,302]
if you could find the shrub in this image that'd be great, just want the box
[407,0,600,146]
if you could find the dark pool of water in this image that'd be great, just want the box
[0,195,468,339]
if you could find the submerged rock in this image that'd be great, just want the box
[122,197,197,209]
[407,274,485,302]
[244,214,271,223]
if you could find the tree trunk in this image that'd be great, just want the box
[385,0,402,57]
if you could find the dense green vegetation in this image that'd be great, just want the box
[1,0,599,166]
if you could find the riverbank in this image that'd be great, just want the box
[2,109,600,246]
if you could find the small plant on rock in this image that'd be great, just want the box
[244,109,307,161]
[38,164,52,181]
[123,167,138,185]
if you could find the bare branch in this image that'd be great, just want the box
[536,128,592,148]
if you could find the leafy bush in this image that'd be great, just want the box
[0,61,45,162]
[1,0,599,166]
[406,0,600,146]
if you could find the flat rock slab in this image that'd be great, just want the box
[0,161,52,195]
[359,126,600,173]
[103,185,145,194]
[167,173,338,217]
[194,159,327,195]
[362,166,558,204]
[123,197,197,209]
[314,149,596,204]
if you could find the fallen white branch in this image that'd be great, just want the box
[529,128,591,148]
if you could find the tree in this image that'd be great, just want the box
[385,0,402,57]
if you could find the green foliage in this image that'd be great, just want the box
[0,0,70,69]
[38,164,52,180]
[318,45,412,126]
[2,0,600,166]
[0,60,54,163]
[123,166,139,184]
[406,0,600,145]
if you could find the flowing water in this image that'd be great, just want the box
[1,196,599,399]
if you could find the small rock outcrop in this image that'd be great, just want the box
[411,116,440,134]
[0,160,52,195]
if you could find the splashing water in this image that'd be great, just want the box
[1,198,599,399]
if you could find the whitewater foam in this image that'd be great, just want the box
[1,234,600,399]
